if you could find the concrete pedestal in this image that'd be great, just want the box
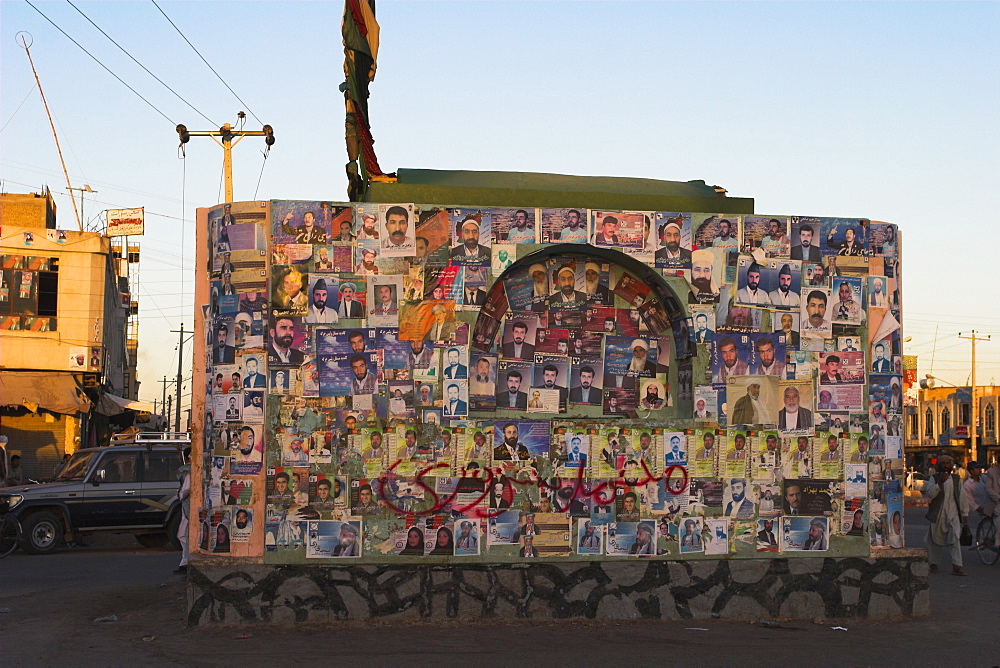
[187,549,929,625]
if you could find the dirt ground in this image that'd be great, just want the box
[2,509,998,666]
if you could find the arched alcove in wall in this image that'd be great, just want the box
[468,243,693,419]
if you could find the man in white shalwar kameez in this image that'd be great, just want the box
[922,455,969,576]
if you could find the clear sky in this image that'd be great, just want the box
[2,1,999,412]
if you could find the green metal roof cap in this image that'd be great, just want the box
[394,168,721,198]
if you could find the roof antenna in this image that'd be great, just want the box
[18,32,83,231]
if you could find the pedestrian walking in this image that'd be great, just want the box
[175,449,191,575]
[923,455,969,576]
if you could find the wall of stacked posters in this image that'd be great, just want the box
[193,200,904,563]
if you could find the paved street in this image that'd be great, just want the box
[1,507,998,666]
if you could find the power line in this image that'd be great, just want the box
[151,0,264,126]
[25,1,176,126]
[66,0,217,127]
[0,83,38,134]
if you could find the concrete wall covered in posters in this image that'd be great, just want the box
[188,170,916,622]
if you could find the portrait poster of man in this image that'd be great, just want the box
[776,380,815,437]
[370,203,415,257]
[306,520,362,558]
[268,367,299,395]
[691,429,721,478]
[690,305,716,344]
[492,207,537,244]
[215,394,242,423]
[546,261,587,309]
[711,334,752,383]
[387,380,415,418]
[540,207,589,244]
[486,510,521,546]
[499,314,539,360]
[819,351,865,384]
[231,508,254,543]
[800,287,833,341]
[612,271,651,306]
[531,354,569,409]
[441,380,469,418]
[782,479,834,517]
[755,518,781,553]
[789,216,823,263]
[535,327,572,354]
[230,424,264,476]
[692,386,718,422]
[314,355,351,397]
[447,208,491,265]
[723,432,751,478]
[411,206,451,265]
[704,518,730,556]
[366,275,403,326]
[653,211,692,270]
[242,390,265,424]
[492,420,549,462]
[783,516,830,552]
[734,256,774,307]
[589,211,638,249]
[576,518,604,555]
[830,276,864,326]
[745,216,791,257]
[676,517,705,555]
[271,201,333,245]
[369,328,405,370]
[821,218,867,257]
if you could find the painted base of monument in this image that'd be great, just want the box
[187,549,928,625]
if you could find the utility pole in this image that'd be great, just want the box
[959,330,991,463]
[175,114,274,203]
[159,376,171,417]
[171,325,190,433]
[166,394,172,432]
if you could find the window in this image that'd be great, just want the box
[924,408,934,438]
[143,452,182,482]
[96,452,139,483]
[986,404,996,436]
[908,413,919,440]
[0,255,58,330]
[960,403,971,427]
[941,407,951,433]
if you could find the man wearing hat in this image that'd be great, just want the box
[730,382,763,425]
[355,246,380,275]
[284,436,309,465]
[515,512,541,538]
[548,265,587,305]
[449,215,490,263]
[527,263,549,311]
[457,520,478,551]
[583,262,613,305]
[737,261,772,305]
[803,518,828,550]
[519,535,538,558]
[628,338,658,377]
[655,217,692,264]
[630,522,656,555]
[332,522,359,557]
[769,264,799,307]
[579,521,601,551]
[357,213,379,240]
[337,282,364,318]
[305,278,338,323]
[681,519,702,548]
[592,214,620,246]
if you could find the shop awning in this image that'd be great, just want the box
[95,393,155,416]
[0,372,92,415]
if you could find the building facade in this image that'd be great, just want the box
[905,385,1000,469]
[1,189,141,479]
